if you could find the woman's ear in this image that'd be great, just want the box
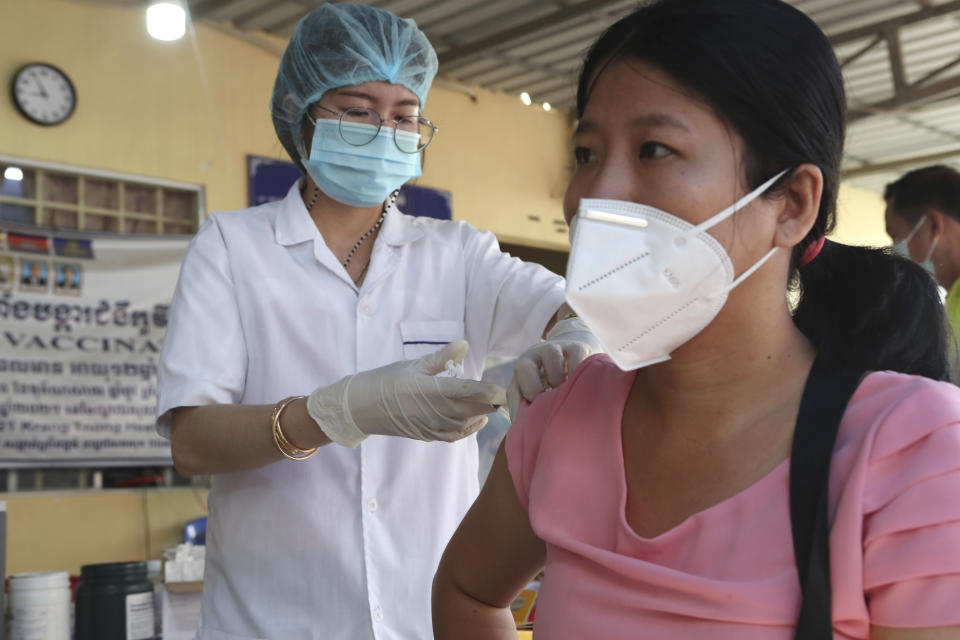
[927,208,946,238]
[774,163,823,249]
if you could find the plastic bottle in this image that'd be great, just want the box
[9,571,71,640]
[74,562,155,640]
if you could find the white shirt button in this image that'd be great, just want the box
[367,498,378,512]
[373,606,384,622]
[359,301,373,316]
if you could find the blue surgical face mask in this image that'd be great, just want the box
[301,119,421,208]
[892,214,938,278]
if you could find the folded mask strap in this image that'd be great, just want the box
[722,246,779,295]
[923,232,939,263]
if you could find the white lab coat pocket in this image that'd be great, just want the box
[400,320,465,360]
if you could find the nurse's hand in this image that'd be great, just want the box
[306,341,505,447]
[507,316,603,420]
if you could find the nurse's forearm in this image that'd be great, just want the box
[170,398,331,476]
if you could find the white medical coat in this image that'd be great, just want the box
[156,182,565,640]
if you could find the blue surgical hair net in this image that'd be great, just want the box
[271,3,439,171]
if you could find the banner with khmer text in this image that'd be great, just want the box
[0,224,188,467]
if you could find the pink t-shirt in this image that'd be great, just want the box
[505,354,960,639]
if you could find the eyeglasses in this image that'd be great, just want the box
[312,105,437,153]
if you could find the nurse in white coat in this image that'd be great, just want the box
[156,4,600,640]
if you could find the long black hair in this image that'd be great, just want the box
[577,0,951,380]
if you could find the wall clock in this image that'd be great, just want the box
[11,62,77,126]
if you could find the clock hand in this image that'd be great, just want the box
[32,76,48,99]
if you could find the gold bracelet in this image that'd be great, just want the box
[271,396,317,461]
[561,312,578,320]
[272,397,308,456]
[273,396,315,460]
[272,396,313,457]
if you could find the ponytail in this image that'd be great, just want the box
[792,240,952,380]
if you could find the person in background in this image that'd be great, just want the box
[21,260,46,287]
[433,1,960,638]
[156,4,599,639]
[58,263,80,289]
[885,165,960,341]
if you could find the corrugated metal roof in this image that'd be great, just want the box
[182,0,960,193]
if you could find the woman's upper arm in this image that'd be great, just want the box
[436,440,545,608]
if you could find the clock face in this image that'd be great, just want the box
[11,63,76,126]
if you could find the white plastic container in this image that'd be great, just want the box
[9,571,71,640]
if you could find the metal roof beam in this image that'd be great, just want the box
[536,84,575,101]
[839,34,883,69]
[844,152,872,166]
[463,49,580,88]
[849,77,960,121]
[463,65,537,89]
[252,4,327,33]
[232,2,310,32]
[499,75,572,98]
[418,0,544,35]
[842,147,960,178]
[914,54,960,88]
[264,18,302,37]
[188,0,237,19]
[192,0,325,20]
[832,1,960,123]
[884,27,908,95]
[828,0,960,46]
[437,0,626,67]
[198,18,284,56]
[190,0,318,21]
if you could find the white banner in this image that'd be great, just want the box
[0,224,188,467]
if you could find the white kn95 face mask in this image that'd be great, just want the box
[565,170,788,370]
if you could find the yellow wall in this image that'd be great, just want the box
[422,86,572,249]
[0,0,571,249]
[4,488,207,575]
[834,183,889,247]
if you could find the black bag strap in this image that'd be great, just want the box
[789,354,864,640]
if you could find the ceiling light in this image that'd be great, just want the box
[542,102,552,111]
[520,92,532,106]
[147,2,186,41]
[3,167,23,181]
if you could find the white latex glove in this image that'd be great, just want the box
[507,316,604,420]
[306,340,506,447]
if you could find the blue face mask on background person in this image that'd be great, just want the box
[892,214,939,278]
[302,119,422,208]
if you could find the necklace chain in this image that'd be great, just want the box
[305,187,398,268]
[306,186,321,211]
[342,192,391,268]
